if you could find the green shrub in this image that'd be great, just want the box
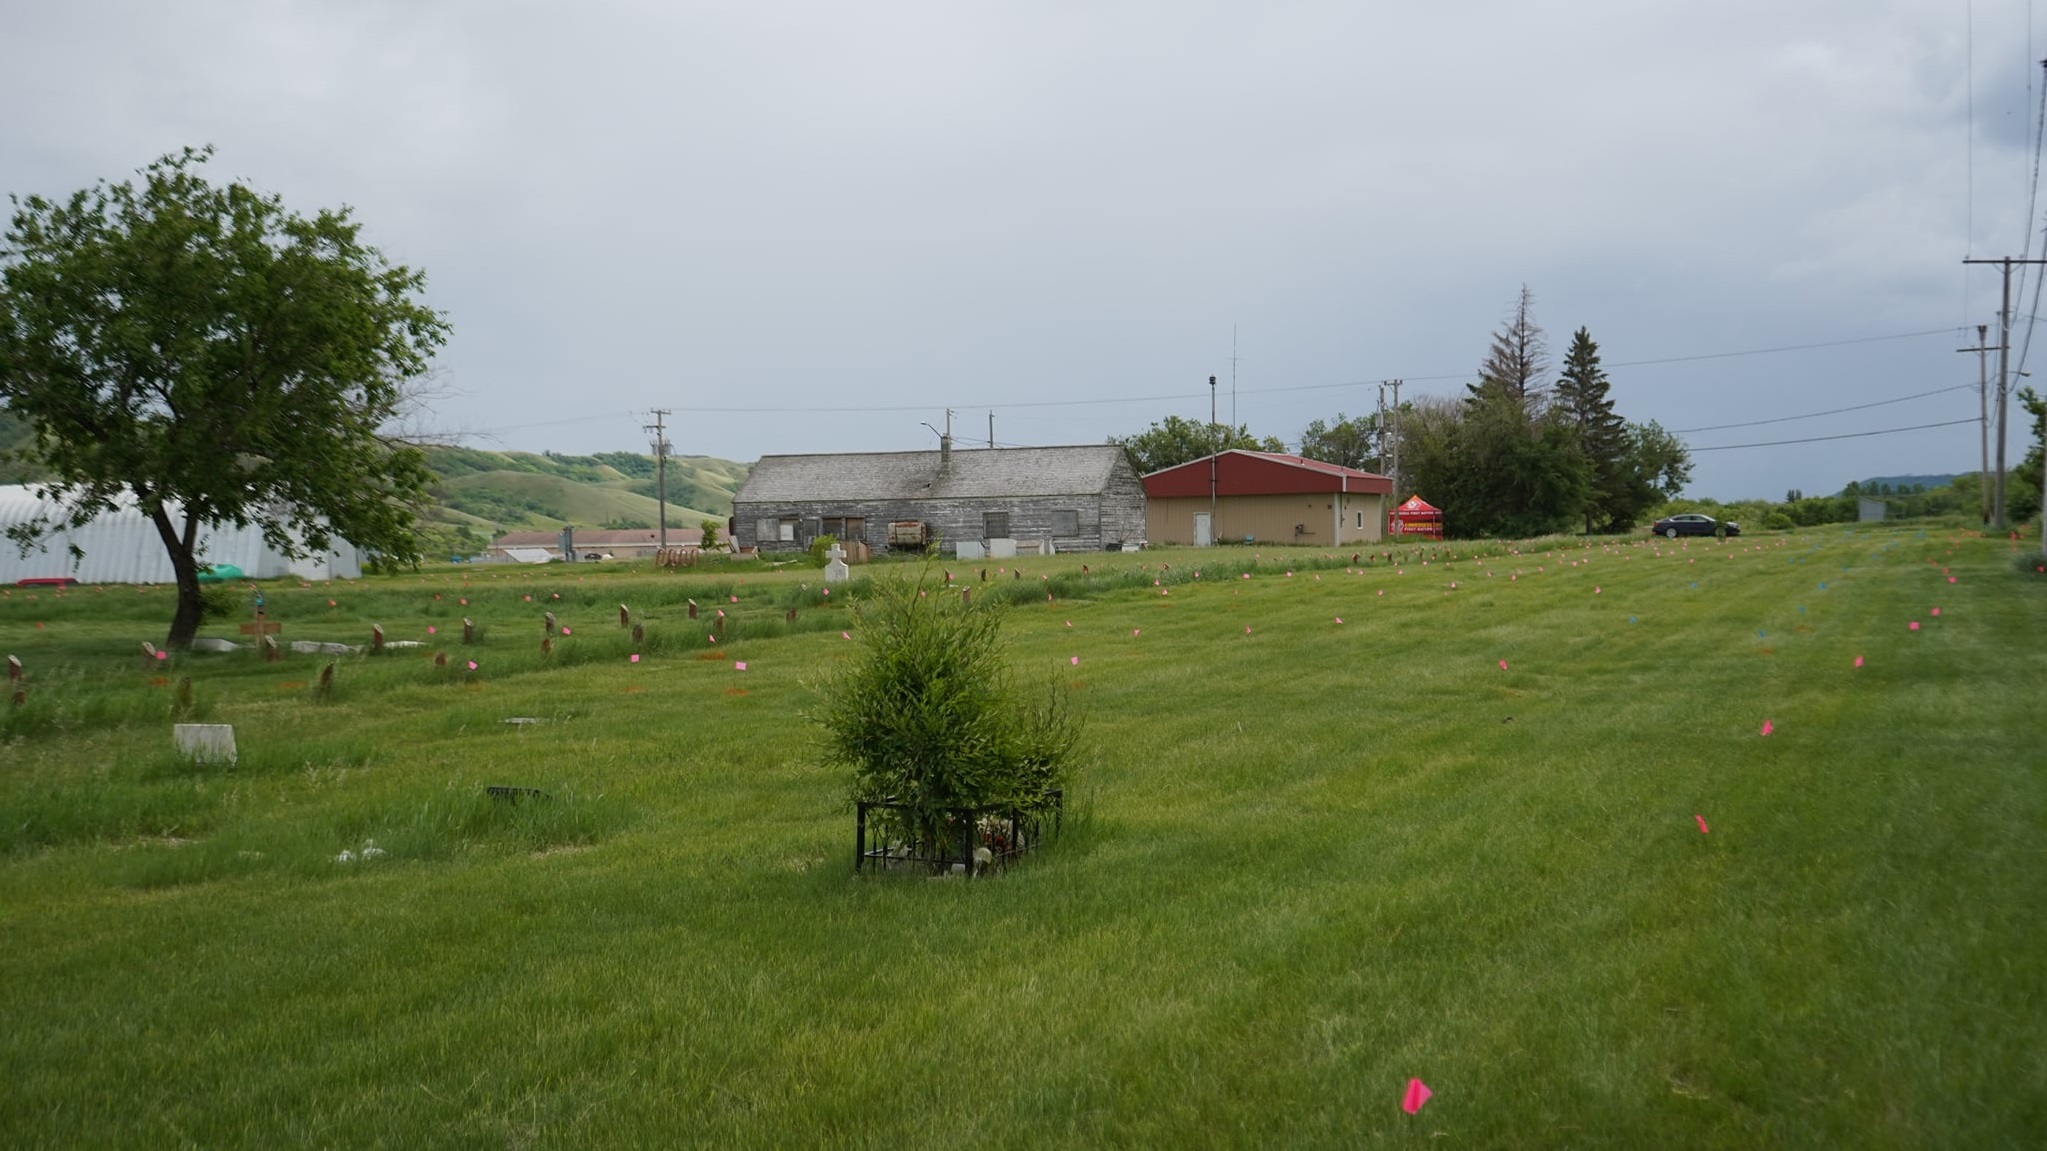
[1762,510,1795,531]
[812,573,1078,851]
[807,533,837,566]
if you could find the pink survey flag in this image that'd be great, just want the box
[1064,620,1072,628]
[1695,814,1710,834]
[560,626,571,635]
[1402,1078,1432,1114]
[730,595,739,602]
[466,660,478,671]
[1334,616,1344,624]
[1070,655,1079,666]
[1760,719,1773,736]
[427,626,437,635]
[1498,659,1508,670]
[1909,621,1920,631]
[1245,626,1252,634]
[1948,576,1957,584]
[734,661,747,671]
[1132,628,1141,637]
[630,653,640,663]
[154,650,167,661]
[841,631,851,640]
[1930,607,1941,617]
[1853,655,1864,668]
[1593,585,1601,594]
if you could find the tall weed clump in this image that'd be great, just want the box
[813,574,1078,837]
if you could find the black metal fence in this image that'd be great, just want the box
[854,790,1063,876]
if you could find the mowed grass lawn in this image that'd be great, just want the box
[2,525,2043,1148]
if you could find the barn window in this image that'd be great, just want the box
[1051,509,1080,536]
[778,518,797,543]
[756,518,776,543]
[983,511,1010,539]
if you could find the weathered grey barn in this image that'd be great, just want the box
[732,442,1146,555]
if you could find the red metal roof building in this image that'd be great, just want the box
[1141,450,1394,546]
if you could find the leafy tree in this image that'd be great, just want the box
[2011,385,2045,527]
[1297,411,1382,471]
[1111,414,1281,474]
[1607,420,1693,529]
[1471,284,1549,412]
[1550,327,1630,532]
[0,147,445,647]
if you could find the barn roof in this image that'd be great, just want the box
[1141,450,1393,498]
[734,445,1130,504]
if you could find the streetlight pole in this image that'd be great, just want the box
[1209,375,1218,546]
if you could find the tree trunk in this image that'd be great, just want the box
[149,505,206,649]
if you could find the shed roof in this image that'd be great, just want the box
[1142,450,1393,498]
[734,445,1130,504]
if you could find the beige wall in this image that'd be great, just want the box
[1147,492,1385,546]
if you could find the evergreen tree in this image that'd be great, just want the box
[1551,327,1629,532]
[1471,284,1550,413]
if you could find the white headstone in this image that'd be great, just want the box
[173,723,238,765]
[824,542,851,585]
[955,540,986,561]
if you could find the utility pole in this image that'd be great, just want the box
[988,411,995,449]
[643,409,671,549]
[1959,324,1994,524]
[1963,256,2047,527]
[1376,383,1388,472]
[1387,379,1404,497]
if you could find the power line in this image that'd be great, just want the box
[1686,418,1979,453]
[1668,383,1976,434]
[1604,328,1956,368]
[438,326,1963,437]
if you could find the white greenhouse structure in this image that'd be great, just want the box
[0,484,361,584]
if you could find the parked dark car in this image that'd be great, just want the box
[1650,513,1740,539]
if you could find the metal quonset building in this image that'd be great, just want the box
[0,484,361,584]
[732,443,1147,555]
[1142,450,1394,547]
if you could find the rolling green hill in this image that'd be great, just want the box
[415,446,750,550]
[0,423,749,553]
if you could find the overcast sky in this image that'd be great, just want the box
[5,1,2043,499]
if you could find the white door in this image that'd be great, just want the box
[1193,512,1212,547]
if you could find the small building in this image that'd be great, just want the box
[0,484,360,583]
[489,527,705,561]
[732,442,1146,555]
[1142,451,1394,546]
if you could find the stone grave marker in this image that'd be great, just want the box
[462,618,475,644]
[544,610,558,634]
[631,622,645,644]
[824,542,850,585]
[173,723,237,765]
[687,599,699,619]
[316,662,335,699]
[370,624,385,654]
[6,654,21,681]
[619,603,630,628]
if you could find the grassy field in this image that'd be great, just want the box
[2,524,2043,1148]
